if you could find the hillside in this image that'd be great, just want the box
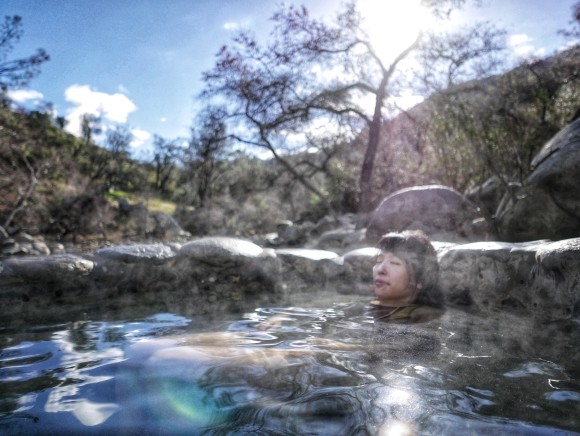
[1,45,578,247]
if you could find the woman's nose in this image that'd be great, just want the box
[376,260,388,274]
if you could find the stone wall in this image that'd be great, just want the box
[1,236,579,325]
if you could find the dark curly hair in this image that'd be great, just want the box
[376,230,442,307]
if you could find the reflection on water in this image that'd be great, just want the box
[0,304,579,435]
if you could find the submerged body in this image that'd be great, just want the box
[140,230,444,367]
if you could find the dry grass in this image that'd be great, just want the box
[107,190,177,215]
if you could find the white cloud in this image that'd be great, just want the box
[130,128,151,149]
[223,21,240,30]
[509,33,532,46]
[508,33,545,58]
[64,84,137,136]
[7,89,44,103]
[129,128,154,160]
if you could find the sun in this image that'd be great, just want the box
[358,0,433,62]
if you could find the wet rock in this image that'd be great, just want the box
[273,248,340,292]
[438,238,580,321]
[0,254,94,282]
[366,185,487,243]
[336,247,377,295]
[532,239,580,319]
[89,244,178,292]
[174,237,282,314]
[180,237,264,263]
[94,244,177,265]
[0,255,96,322]
[496,119,580,241]
[1,235,579,323]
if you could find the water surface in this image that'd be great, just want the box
[1,300,579,435]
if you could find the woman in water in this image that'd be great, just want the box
[130,231,444,432]
[134,230,444,363]
[367,229,443,323]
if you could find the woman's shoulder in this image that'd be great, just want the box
[369,303,444,323]
[409,305,445,323]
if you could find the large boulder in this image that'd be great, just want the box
[366,185,487,243]
[496,119,580,241]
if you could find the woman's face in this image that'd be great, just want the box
[372,251,418,305]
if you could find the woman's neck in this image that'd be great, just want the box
[372,298,416,307]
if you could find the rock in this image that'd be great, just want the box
[274,248,341,292]
[314,227,366,251]
[180,237,264,263]
[438,238,580,321]
[467,176,504,217]
[496,119,580,241]
[0,254,94,284]
[366,185,486,243]
[127,202,157,236]
[118,200,189,240]
[47,242,66,254]
[275,220,313,246]
[310,216,340,236]
[13,232,36,244]
[31,241,51,256]
[150,211,191,239]
[336,247,377,295]
[0,238,21,256]
[173,237,282,315]
[94,244,177,265]
[1,235,579,324]
[0,232,52,257]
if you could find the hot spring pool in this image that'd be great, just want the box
[1,301,579,435]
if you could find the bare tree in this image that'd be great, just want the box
[202,1,506,214]
[152,135,181,195]
[180,106,231,206]
[0,15,49,91]
[559,1,580,39]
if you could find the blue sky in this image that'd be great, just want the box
[3,0,578,159]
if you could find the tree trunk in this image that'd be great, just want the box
[358,79,387,213]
